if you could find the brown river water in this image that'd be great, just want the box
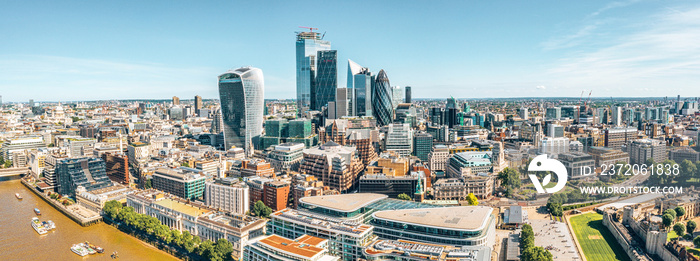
[0,179,179,261]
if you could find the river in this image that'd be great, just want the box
[0,179,179,261]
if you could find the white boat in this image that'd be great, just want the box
[15,193,22,199]
[31,217,47,235]
[71,244,89,256]
[46,220,56,230]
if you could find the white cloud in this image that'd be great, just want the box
[536,85,547,90]
[543,4,700,96]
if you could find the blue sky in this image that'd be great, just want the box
[1,0,700,102]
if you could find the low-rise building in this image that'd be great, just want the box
[205,177,249,215]
[243,234,339,261]
[152,167,206,200]
[361,239,490,261]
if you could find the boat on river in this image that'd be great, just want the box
[71,244,89,256]
[15,193,22,199]
[31,217,47,235]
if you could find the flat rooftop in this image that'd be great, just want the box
[373,206,493,231]
[155,198,210,217]
[258,234,326,259]
[299,193,388,213]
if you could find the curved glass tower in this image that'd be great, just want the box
[218,67,264,156]
[372,69,394,126]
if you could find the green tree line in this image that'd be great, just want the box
[103,200,234,261]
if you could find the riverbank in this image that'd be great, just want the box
[0,179,180,261]
[20,178,102,226]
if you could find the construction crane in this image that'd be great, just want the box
[578,91,584,106]
[583,91,592,108]
[299,26,318,32]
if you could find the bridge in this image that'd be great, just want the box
[0,167,30,178]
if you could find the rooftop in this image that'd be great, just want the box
[299,193,388,213]
[154,198,210,217]
[372,206,493,231]
[258,234,327,259]
[272,209,373,236]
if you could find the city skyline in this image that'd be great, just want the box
[2,0,700,102]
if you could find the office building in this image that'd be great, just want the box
[538,137,570,155]
[413,132,433,162]
[371,206,495,247]
[2,136,45,161]
[405,86,411,103]
[604,127,637,150]
[359,171,425,200]
[101,152,129,184]
[561,105,580,122]
[152,167,206,200]
[195,160,219,180]
[299,141,364,193]
[519,107,529,120]
[194,95,202,112]
[127,142,150,166]
[429,145,450,172]
[546,107,561,119]
[372,69,394,126]
[243,234,339,261]
[205,177,249,215]
[627,139,667,165]
[313,50,337,111]
[219,67,265,156]
[547,124,564,138]
[588,146,630,167]
[297,30,331,114]
[348,61,373,117]
[267,143,305,172]
[56,157,112,197]
[385,123,413,157]
[446,152,493,178]
[335,87,350,118]
[229,159,276,178]
[264,181,290,212]
[669,147,700,163]
[269,208,375,261]
[66,137,96,158]
[558,152,595,179]
[612,106,622,126]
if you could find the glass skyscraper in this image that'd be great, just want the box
[372,69,394,126]
[347,59,372,117]
[313,50,337,111]
[218,67,265,156]
[296,31,330,115]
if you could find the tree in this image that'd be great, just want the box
[522,246,553,261]
[498,167,522,189]
[662,214,674,227]
[181,162,190,167]
[213,239,234,261]
[103,200,123,220]
[674,223,686,237]
[664,209,677,221]
[144,179,152,189]
[675,206,686,220]
[520,224,535,250]
[197,240,214,257]
[252,200,272,218]
[547,202,563,217]
[397,193,412,201]
[466,193,479,206]
[694,236,700,248]
[681,160,697,181]
[688,221,697,235]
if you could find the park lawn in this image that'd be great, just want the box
[668,230,679,241]
[570,213,631,261]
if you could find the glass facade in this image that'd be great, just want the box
[372,70,393,126]
[313,50,337,111]
[219,67,265,156]
[296,31,331,114]
[56,157,112,197]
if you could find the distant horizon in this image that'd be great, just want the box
[6,96,698,104]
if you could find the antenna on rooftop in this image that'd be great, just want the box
[299,26,318,32]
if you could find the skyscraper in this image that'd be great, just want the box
[372,69,394,126]
[405,86,411,103]
[335,87,350,118]
[296,30,330,115]
[446,96,457,109]
[194,95,202,111]
[172,96,180,105]
[348,60,373,117]
[313,50,337,111]
[219,67,265,156]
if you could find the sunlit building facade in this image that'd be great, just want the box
[219,67,265,156]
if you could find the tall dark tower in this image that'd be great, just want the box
[405,86,411,103]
